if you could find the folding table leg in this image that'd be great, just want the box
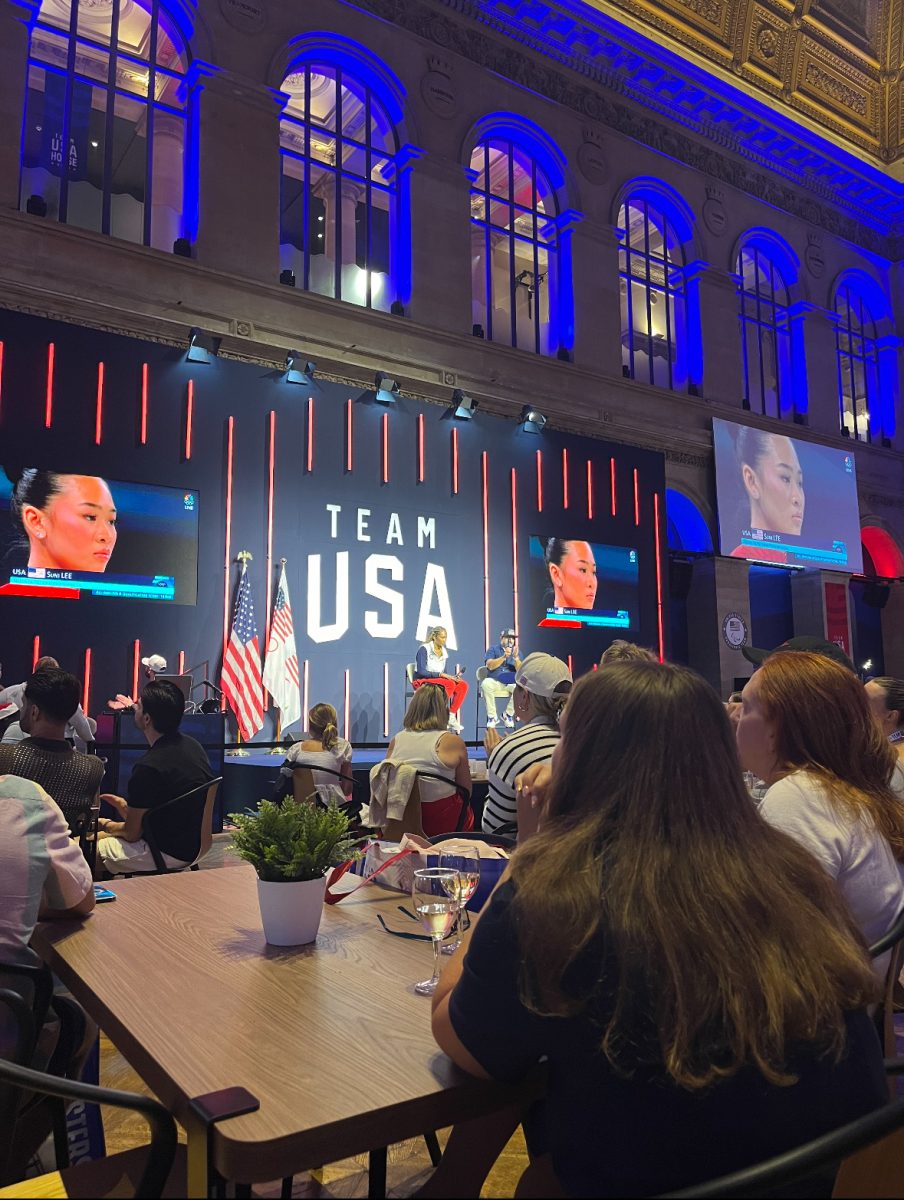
[424,1131,442,1166]
[186,1086,261,1198]
[369,1147,388,1198]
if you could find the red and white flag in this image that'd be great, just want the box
[263,564,301,729]
[222,565,264,739]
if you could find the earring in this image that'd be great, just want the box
[36,532,46,539]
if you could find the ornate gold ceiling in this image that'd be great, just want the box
[587,0,902,165]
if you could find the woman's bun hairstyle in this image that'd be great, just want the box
[4,467,63,535]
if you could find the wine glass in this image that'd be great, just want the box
[412,868,459,996]
[438,842,481,955]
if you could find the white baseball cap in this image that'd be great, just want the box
[141,654,168,673]
[515,652,572,700]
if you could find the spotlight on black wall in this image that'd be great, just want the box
[450,389,477,420]
[187,328,221,364]
[173,237,192,257]
[280,269,296,287]
[472,324,485,339]
[285,352,316,385]
[556,347,573,362]
[26,195,47,217]
[519,404,547,434]
[375,372,400,404]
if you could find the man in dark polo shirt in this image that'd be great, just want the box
[97,680,213,874]
[0,668,104,832]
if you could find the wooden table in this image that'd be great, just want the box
[32,867,531,1194]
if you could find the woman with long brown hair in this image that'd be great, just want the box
[737,652,904,965]
[431,662,886,1197]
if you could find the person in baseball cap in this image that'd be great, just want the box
[742,635,855,675]
[482,628,521,729]
[515,652,573,700]
[141,654,167,676]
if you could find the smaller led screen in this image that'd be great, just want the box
[529,536,639,630]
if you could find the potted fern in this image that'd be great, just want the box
[228,798,360,946]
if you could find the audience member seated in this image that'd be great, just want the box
[279,702,353,804]
[431,662,887,1197]
[0,669,104,833]
[0,655,95,745]
[1,720,26,745]
[413,626,468,733]
[865,676,904,761]
[0,775,94,957]
[598,638,657,667]
[481,629,520,729]
[379,686,472,837]
[97,680,214,875]
[482,653,571,838]
[737,651,904,970]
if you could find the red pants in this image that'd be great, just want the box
[412,676,468,715]
[421,793,474,838]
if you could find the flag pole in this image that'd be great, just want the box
[225,551,253,758]
[267,556,288,753]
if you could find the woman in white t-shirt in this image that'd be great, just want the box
[737,651,904,971]
[282,703,353,806]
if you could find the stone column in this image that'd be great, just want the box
[882,583,904,675]
[790,569,853,660]
[685,555,752,697]
[405,151,471,333]
[787,301,840,435]
[150,111,185,253]
[874,333,902,448]
[683,261,744,405]
[569,217,622,375]
[188,64,285,284]
[0,0,40,212]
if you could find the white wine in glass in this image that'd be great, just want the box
[412,868,458,996]
[438,842,482,954]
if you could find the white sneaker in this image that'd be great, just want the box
[448,715,463,733]
[503,715,515,729]
[486,717,498,728]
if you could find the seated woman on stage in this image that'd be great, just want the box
[429,661,886,1198]
[413,626,468,733]
[384,686,473,837]
[280,703,353,806]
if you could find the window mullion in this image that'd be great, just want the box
[100,0,121,236]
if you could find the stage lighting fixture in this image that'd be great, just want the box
[450,389,477,420]
[390,300,406,316]
[187,328,221,364]
[173,237,192,257]
[286,352,316,385]
[280,268,296,287]
[520,404,547,434]
[374,372,400,404]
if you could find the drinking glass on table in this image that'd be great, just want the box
[412,868,459,996]
[438,842,481,954]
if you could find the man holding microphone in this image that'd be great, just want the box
[482,629,521,729]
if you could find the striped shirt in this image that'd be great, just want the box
[482,718,560,834]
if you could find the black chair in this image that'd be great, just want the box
[416,771,472,833]
[430,830,515,850]
[118,777,222,878]
[289,762,362,823]
[660,1060,904,1198]
[869,908,904,1079]
[71,799,101,876]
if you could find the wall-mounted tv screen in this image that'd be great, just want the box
[529,536,639,630]
[0,469,199,604]
[713,419,863,572]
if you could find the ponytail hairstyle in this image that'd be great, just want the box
[4,467,64,545]
[309,702,339,751]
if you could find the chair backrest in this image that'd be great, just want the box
[416,770,471,832]
[141,776,223,873]
[476,666,488,683]
[405,662,416,685]
[870,908,904,1087]
[382,778,426,843]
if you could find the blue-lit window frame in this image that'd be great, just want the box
[279,65,398,309]
[23,0,188,248]
[835,284,878,444]
[737,246,790,420]
[469,140,558,356]
[618,199,684,391]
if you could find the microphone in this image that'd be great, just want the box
[201,679,223,697]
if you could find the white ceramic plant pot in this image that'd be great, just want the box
[256,875,326,946]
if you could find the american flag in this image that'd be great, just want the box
[222,566,264,739]
[262,564,301,729]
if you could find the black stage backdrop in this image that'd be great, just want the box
[0,308,667,741]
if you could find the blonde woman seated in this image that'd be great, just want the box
[379,686,473,837]
[280,703,353,805]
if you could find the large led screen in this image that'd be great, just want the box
[528,536,640,630]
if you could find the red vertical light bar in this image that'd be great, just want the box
[345,399,353,471]
[132,640,140,700]
[0,341,5,418]
[306,397,314,472]
[222,416,235,704]
[303,659,310,725]
[562,447,569,509]
[510,468,519,640]
[140,362,149,444]
[178,650,185,675]
[482,452,490,648]
[586,460,593,520]
[383,661,390,737]
[417,413,424,483]
[94,362,104,445]
[567,654,573,676]
[344,669,350,739]
[382,412,389,483]
[610,457,617,516]
[633,468,640,526]
[536,449,543,512]
[654,492,665,663]
[265,410,276,648]
[32,636,40,669]
[45,343,55,428]
[82,648,92,715]
[185,379,194,459]
[452,428,459,495]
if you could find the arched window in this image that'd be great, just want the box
[279,65,399,311]
[618,199,686,391]
[21,0,189,251]
[737,245,791,418]
[469,140,557,355]
[835,284,879,442]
